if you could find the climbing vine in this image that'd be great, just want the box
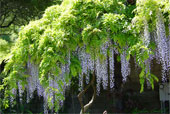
[0,0,170,113]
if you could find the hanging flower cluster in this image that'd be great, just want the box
[78,47,94,91]
[143,19,151,47]
[133,0,170,85]
[109,47,115,89]
[78,41,117,95]
[141,10,170,83]
[9,56,71,113]
[1,0,170,113]
[154,10,169,82]
[121,50,130,82]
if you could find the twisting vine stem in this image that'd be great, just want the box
[78,70,96,114]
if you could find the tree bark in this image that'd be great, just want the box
[78,71,96,114]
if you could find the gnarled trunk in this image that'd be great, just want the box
[78,71,96,114]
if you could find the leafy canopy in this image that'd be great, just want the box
[1,0,170,111]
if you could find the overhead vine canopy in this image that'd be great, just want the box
[0,0,170,113]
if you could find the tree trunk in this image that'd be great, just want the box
[78,71,96,114]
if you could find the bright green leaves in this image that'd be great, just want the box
[130,42,159,92]
[101,0,125,13]
[82,24,105,53]
[43,5,62,21]
[0,39,11,53]
[139,68,145,93]
[102,13,132,49]
[0,0,166,111]
[139,69,159,93]
[148,74,159,89]
[130,42,150,62]
[70,56,81,77]
[57,10,76,28]
[73,0,100,22]
[163,0,170,14]
[136,0,159,19]
[133,0,169,33]
[102,13,125,33]
[3,91,10,109]
[0,38,12,63]
[39,29,65,51]
[131,0,170,92]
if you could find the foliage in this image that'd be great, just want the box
[133,0,170,32]
[0,0,63,66]
[0,0,169,112]
[0,0,62,29]
[0,36,14,64]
